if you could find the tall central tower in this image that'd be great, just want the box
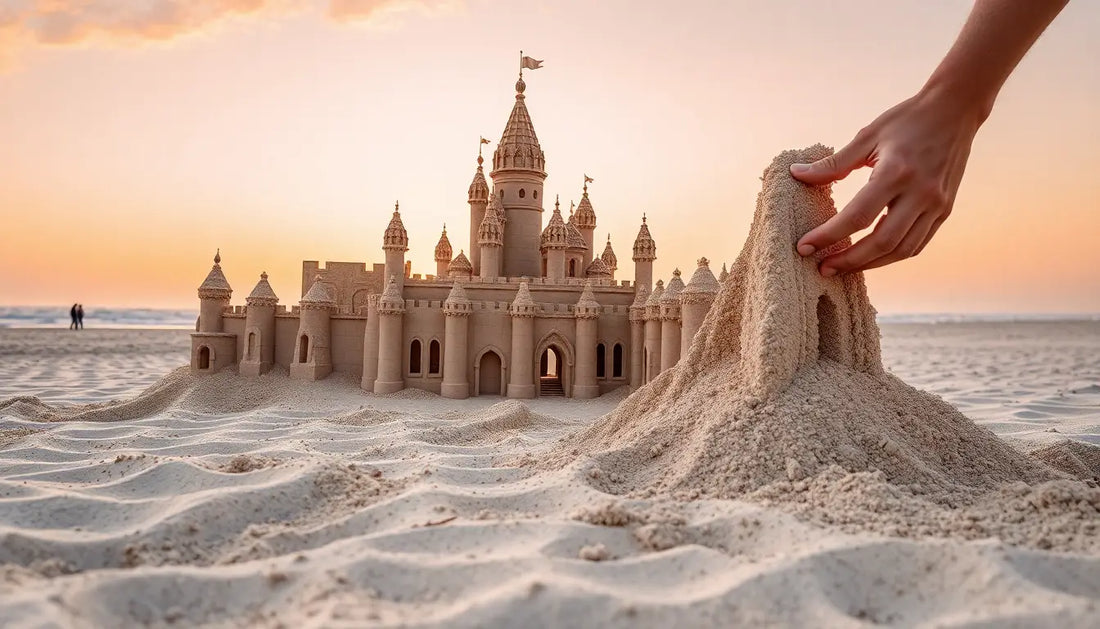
[490,77,546,278]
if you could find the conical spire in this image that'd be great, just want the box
[719,263,729,282]
[573,177,596,229]
[434,225,453,262]
[379,275,405,310]
[492,77,545,175]
[629,283,649,322]
[660,269,685,304]
[468,155,489,203]
[585,256,611,278]
[383,202,409,252]
[540,197,568,250]
[198,249,232,299]
[510,281,537,317]
[246,271,278,306]
[478,209,504,247]
[301,275,335,310]
[486,187,506,222]
[601,235,618,272]
[444,281,472,315]
[449,250,473,277]
[683,257,720,298]
[646,279,665,307]
[575,280,601,318]
[632,214,657,261]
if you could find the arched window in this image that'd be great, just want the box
[409,339,422,374]
[519,188,526,199]
[247,332,256,360]
[569,259,576,277]
[533,190,538,199]
[429,340,441,375]
[500,188,505,198]
[613,343,624,378]
[298,336,309,363]
[596,343,606,378]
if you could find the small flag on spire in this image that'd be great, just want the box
[521,55,543,70]
[480,136,490,145]
[584,174,594,184]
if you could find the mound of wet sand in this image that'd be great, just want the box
[545,146,1099,552]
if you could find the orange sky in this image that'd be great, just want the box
[1,0,1097,313]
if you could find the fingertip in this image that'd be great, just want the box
[796,243,816,257]
[820,266,838,278]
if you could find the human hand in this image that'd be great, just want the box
[790,87,985,276]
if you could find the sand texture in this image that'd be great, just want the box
[2,150,1100,626]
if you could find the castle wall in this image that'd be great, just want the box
[331,317,366,375]
[223,314,246,361]
[303,261,385,313]
[402,301,446,393]
[274,314,301,368]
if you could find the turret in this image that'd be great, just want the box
[585,256,612,281]
[573,281,601,399]
[374,275,406,394]
[540,197,568,282]
[491,76,547,278]
[628,284,648,389]
[507,281,538,399]
[719,263,729,283]
[383,202,409,291]
[441,282,473,399]
[449,250,473,281]
[643,279,664,382]
[468,150,490,275]
[478,208,504,280]
[434,225,453,279]
[601,235,618,280]
[290,275,335,381]
[197,249,232,333]
[660,269,685,372]
[681,257,720,355]
[573,177,597,268]
[240,272,278,376]
[632,214,657,292]
[191,249,236,374]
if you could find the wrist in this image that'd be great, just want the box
[918,73,997,126]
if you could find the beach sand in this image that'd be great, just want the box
[1,322,1098,627]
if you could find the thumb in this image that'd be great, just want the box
[790,133,873,185]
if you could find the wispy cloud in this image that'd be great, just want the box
[0,0,464,70]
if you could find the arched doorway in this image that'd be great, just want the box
[198,346,211,370]
[298,335,309,363]
[539,346,564,396]
[479,351,503,395]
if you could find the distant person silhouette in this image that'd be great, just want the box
[77,304,84,330]
[69,304,78,330]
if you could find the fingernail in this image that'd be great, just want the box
[797,243,815,256]
[821,266,838,278]
[790,163,811,175]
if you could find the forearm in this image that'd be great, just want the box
[921,0,1068,121]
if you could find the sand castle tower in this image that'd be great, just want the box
[434,225,452,278]
[477,208,504,280]
[573,179,597,268]
[628,284,648,389]
[718,263,729,283]
[540,198,569,282]
[680,257,719,355]
[290,275,335,381]
[573,281,602,398]
[507,281,538,398]
[360,294,381,392]
[191,250,236,374]
[441,282,473,399]
[659,269,685,372]
[374,275,406,394]
[643,279,664,382]
[601,235,618,280]
[585,256,612,280]
[467,153,490,275]
[448,251,473,281]
[383,202,409,291]
[632,214,657,292]
[491,76,546,278]
[240,272,278,376]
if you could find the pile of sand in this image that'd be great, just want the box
[546,146,1100,553]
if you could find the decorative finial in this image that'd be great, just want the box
[555,194,560,211]
[607,233,611,244]
[673,268,682,278]
[583,174,593,195]
[394,201,400,214]
[214,248,221,265]
[698,257,709,267]
[260,271,268,280]
[442,223,447,233]
[642,213,647,224]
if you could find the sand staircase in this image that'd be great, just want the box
[539,377,564,397]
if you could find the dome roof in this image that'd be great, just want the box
[449,250,473,276]
[683,257,720,296]
[632,214,657,261]
[585,256,611,278]
[434,225,453,262]
[491,78,546,175]
[383,202,409,252]
[198,249,232,299]
[540,198,568,250]
[478,211,504,246]
[468,157,489,203]
[246,271,278,306]
[301,275,334,305]
[573,180,596,229]
[601,235,617,271]
[660,269,685,304]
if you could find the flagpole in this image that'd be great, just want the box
[519,49,523,79]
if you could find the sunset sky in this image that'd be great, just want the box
[1,0,1097,314]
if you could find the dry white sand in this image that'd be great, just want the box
[2,151,1099,625]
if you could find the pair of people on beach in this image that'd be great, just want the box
[69,304,84,330]
[797,0,1068,275]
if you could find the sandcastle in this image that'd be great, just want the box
[548,146,1100,550]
